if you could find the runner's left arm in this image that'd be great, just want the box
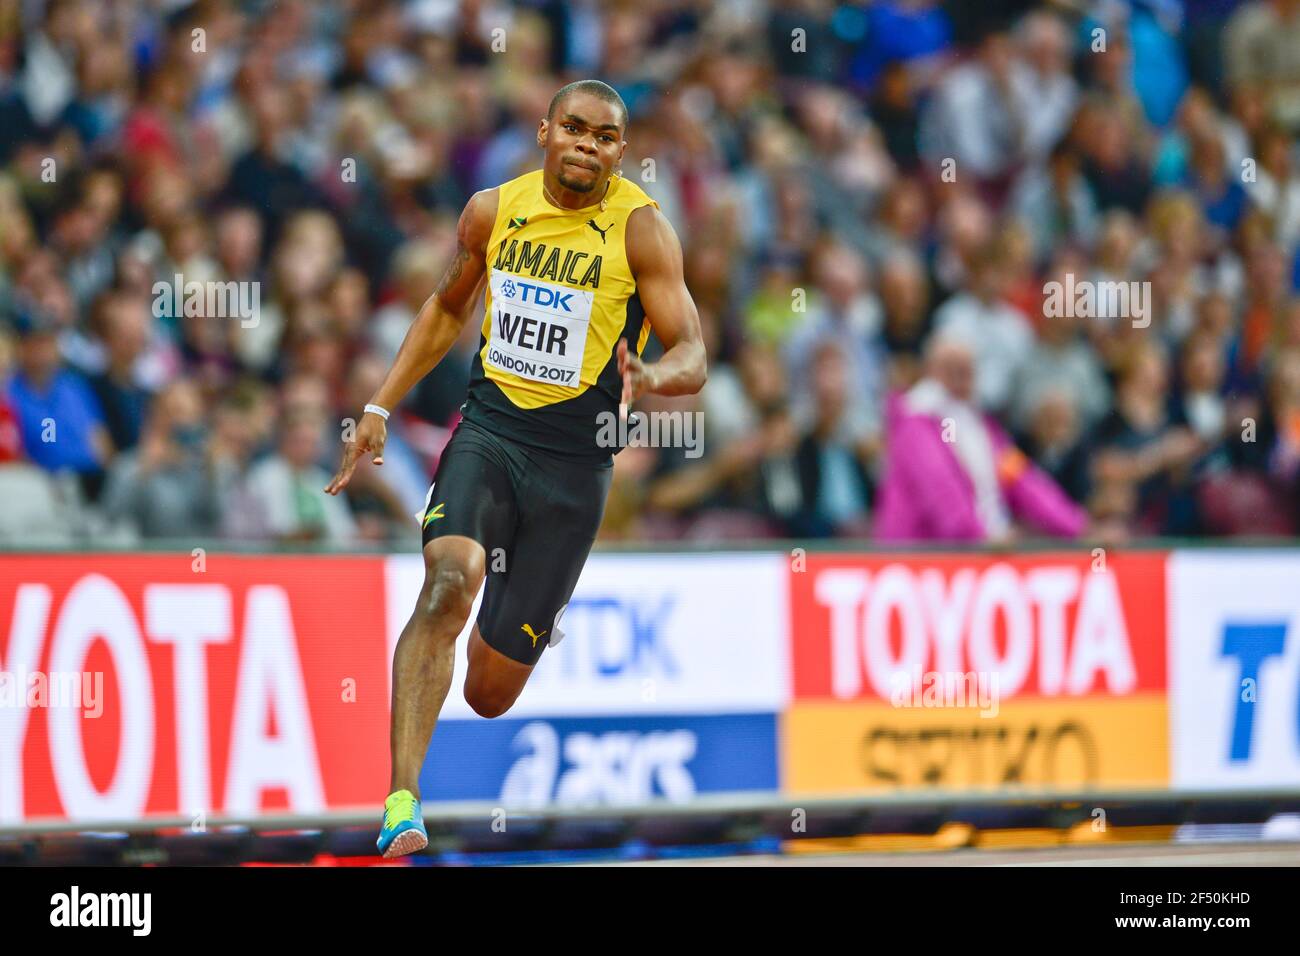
[620,204,707,401]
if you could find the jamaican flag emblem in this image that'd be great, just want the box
[509,216,527,229]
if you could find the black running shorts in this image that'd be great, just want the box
[419,418,613,665]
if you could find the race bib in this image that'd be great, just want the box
[486,268,593,388]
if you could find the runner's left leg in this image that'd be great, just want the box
[462,447,612,716]
[462,625,533,718]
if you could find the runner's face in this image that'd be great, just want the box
[541,93,625,194]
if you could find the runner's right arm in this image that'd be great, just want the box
[326,188,497,494]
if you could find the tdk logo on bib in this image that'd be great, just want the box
[501,277,573,311]
[488,268,593,388]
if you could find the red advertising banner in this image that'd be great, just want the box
[787,552,1167,702]
[782,552,1171,794]
[0,556,390,824]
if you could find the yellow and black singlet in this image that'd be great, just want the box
[460,167,659,462]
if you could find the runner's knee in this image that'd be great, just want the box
[420,552,482,629]
[463,680,517,719]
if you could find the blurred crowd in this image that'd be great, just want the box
[2,0,1300,547]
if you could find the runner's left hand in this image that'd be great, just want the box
[618,337,656,407]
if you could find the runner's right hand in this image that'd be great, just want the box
[325,411,387,495]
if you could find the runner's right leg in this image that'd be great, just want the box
[390,422,517,798]
[378,421,517,857]
[388,535,485,797]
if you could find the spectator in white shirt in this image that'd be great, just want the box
[934,244,1035,415]
[1011,297,1112,434]
[920,14,1077,185]
[784,241,886,445]
[1246,125,1300,253]
[227,406,357,543]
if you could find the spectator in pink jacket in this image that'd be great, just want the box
[874,335,1089,543]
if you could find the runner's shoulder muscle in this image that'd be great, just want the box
[625,202,681,282]
[436,188,499,313]
[462,187,499,252]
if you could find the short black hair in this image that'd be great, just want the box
[547,79,628,133]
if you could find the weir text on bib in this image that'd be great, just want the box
[486,268,593,388]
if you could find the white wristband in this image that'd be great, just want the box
[363,403,390,421]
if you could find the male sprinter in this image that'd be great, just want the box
[325,80,707,857]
